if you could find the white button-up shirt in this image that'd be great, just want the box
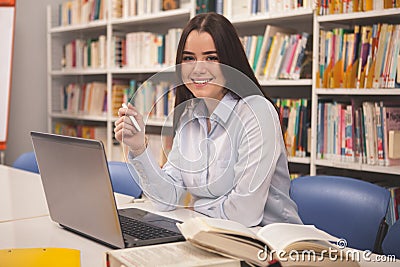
[129,93,302,227]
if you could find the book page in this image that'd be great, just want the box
[108,241,240,267]
[257,223,339,251]
[178,217,256,240]
[198,217,256,238]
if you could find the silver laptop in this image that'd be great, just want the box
[30,131,184,249]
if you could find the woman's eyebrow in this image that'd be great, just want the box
[202,51,217,55]
[182,50,217,55]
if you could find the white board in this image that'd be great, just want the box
[0,6,14,147]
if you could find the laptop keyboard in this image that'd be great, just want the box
[119,215,181,240]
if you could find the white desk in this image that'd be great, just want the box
[0,165,48,222]
[0,165,202,266]
[0,202,201,267]
[1,165,398,267]
[0,216,109,266]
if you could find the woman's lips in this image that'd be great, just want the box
[191,78,213,87]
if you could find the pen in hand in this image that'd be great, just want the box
[122,103,142,132]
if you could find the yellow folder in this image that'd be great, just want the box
[0,248,80,267]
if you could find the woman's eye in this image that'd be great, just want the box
[206,55,219,61]
[182,56,195,62]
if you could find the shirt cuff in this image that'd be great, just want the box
[194,196,228,219]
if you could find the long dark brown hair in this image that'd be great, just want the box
[172,12,277,133]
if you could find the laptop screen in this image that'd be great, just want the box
[31,131,126,248]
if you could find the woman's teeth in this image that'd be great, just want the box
[193,79,211,84]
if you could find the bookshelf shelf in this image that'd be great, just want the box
[231,8,313,26]
[315,159,400,175]
[146,118,173,128]
[260,79,312,86]
[315,89,400,95]
[361,165,400,176]
[50,112,107,122]
[288,156,311,164]
[110,66,175,74]
[51,69,107,75]
[317,8,400,23]
[110,8,191,26]
[50,20,107,34]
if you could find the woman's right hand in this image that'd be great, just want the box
[114,103,146,156]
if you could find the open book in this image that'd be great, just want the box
[177,217,360,267]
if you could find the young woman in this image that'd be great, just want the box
[114,13,302,227]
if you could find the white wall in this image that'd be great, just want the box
[4,0,63,165]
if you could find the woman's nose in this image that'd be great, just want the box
[192,61,207,74]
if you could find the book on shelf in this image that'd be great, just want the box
[177,217,360,267]
[230,0,251,18]
[162,0,179,11]
[195,0,216,14]
[387,187,400,226]
[388,130,400,159]
[106,241,241,267]
[362,102,378,165]
[384,107,400,165]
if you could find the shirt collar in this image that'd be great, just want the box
[211,93,238,124]
[188,93,238,124]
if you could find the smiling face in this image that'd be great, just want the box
[181,30,226,101]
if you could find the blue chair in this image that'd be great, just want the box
[107,161,142,198]
[290,175,390,252]
[382,220,400,259]
[12,151,39,173]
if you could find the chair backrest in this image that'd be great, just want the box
[107,161,142,198]
[382,219,400,259]
[290,175,390,252]
[12,151,39,173]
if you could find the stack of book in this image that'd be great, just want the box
[219,0,313,18]
[317,23,400,89]
[274,98,310,158]
[317,100,400,166]
[58,0,106,26]
[242,25,311,81]
[317,0,400,16]
[62,36,107,70]
[110,28,182,69]
[112,0,180,18]
[61,82,107,115]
